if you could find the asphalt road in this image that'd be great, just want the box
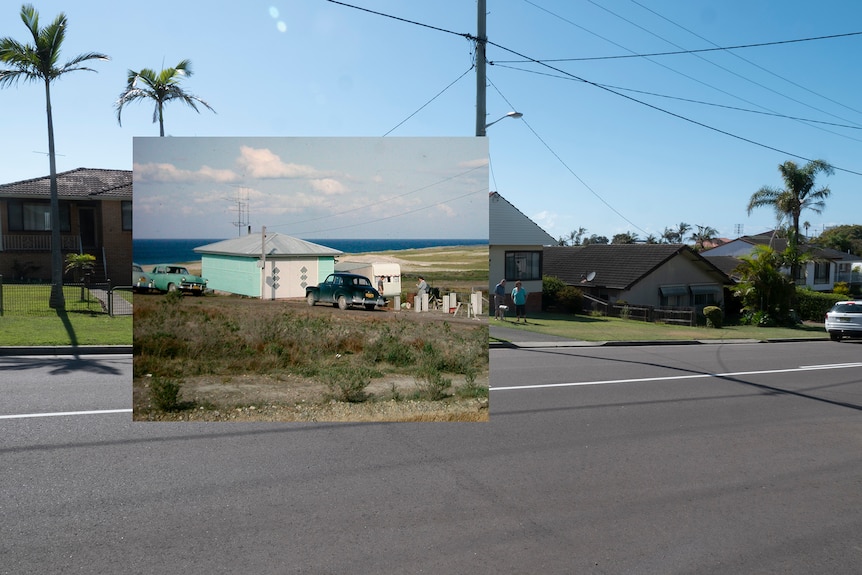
[2,342,861,574]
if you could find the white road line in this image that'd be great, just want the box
[490,363,862,391]
[0,408,132,420]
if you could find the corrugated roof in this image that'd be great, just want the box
[194,232,342,257]
[0,167,132,199]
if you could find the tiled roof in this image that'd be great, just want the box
[0,168,132,200]
[544,244,731,289]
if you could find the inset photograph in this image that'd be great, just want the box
[132,137,489,421]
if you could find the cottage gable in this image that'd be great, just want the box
[489,192,555,246]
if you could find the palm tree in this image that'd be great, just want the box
[747,159,833,280]
[0,4,108,309]
[689,224,718,251]
[115,59,215,136]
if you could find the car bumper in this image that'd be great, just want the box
[352,295,385,307]
[180,283,207,293]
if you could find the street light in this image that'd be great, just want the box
[484,111,523,130]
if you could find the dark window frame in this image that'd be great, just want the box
[504,250,542,281]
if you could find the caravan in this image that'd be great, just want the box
[334,261,402,298]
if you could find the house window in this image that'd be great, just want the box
[7,200,71,232]
[505,251,542,281]
[659,285,688,307]
[122,201,132,231]
[813,261,830,284]
[690,284,721,306]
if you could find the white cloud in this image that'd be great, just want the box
[236,146,321,179]
[133,162,238,183]
[310,178,348,195]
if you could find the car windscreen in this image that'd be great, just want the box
[833,303,862,313]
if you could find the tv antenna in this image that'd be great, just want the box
[227,186,250,236]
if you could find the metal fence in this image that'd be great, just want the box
[0,275,133,317]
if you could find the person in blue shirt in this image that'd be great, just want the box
[511,280,527,323]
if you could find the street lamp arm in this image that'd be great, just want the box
[485,111,523,129]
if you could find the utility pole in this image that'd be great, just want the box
[260,225,266,300]
[475,0,487,137]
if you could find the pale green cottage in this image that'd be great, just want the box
[194,232,342,299]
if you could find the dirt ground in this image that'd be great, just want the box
[133,297,489,422]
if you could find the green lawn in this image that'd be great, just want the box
[0,313,132,346]
[0,284,132,346]
[491,312,828,342]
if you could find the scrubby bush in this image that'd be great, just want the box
[415,365,452,401]
[833,282,851,297]
[319,365,375,402]
[150,377,183,411]
[702,306,723,328]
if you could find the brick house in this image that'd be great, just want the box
[0,168,132,284]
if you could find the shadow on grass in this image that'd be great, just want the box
[56,310,79,347]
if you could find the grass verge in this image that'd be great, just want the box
[0,312,133,346]
[491,312,827,342]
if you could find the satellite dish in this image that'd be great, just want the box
[586,271,596,282]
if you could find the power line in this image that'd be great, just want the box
[383,66,474,136]
[487,77,650,237]
[328,0,862,176]
[492,61,862,133]
[267,163,488,232]
[627,0,862,120]
[522,0,862,135]
[482,35,862,176]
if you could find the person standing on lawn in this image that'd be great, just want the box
[494,278,507,319]
[511,280,527,323]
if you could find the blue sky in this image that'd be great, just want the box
[2,1,861,242]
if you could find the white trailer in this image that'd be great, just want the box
[334,261,402,297]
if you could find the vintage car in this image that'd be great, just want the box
[150,264,207,295]
[132,262,154,293]
[306,272,385,310]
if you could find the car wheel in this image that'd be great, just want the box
[167,283,178,293]
[830,332,842,342]
[337,295,348,310]
[364,304,376,311]
[307,293,316,306]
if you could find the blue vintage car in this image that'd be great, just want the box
[132,262,154,293]
[150,264,207,295]
[306,273,385,310]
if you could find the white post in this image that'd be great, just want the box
[422,293,429,313]
[394,295,401,311]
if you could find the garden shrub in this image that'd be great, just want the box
[542,275,567,310]
[794,288,844,322]
[556,286,584,313]
[703,306,723,328]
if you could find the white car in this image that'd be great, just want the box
[825,300,862,342]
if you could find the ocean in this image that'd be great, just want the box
[133,238,487,265]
